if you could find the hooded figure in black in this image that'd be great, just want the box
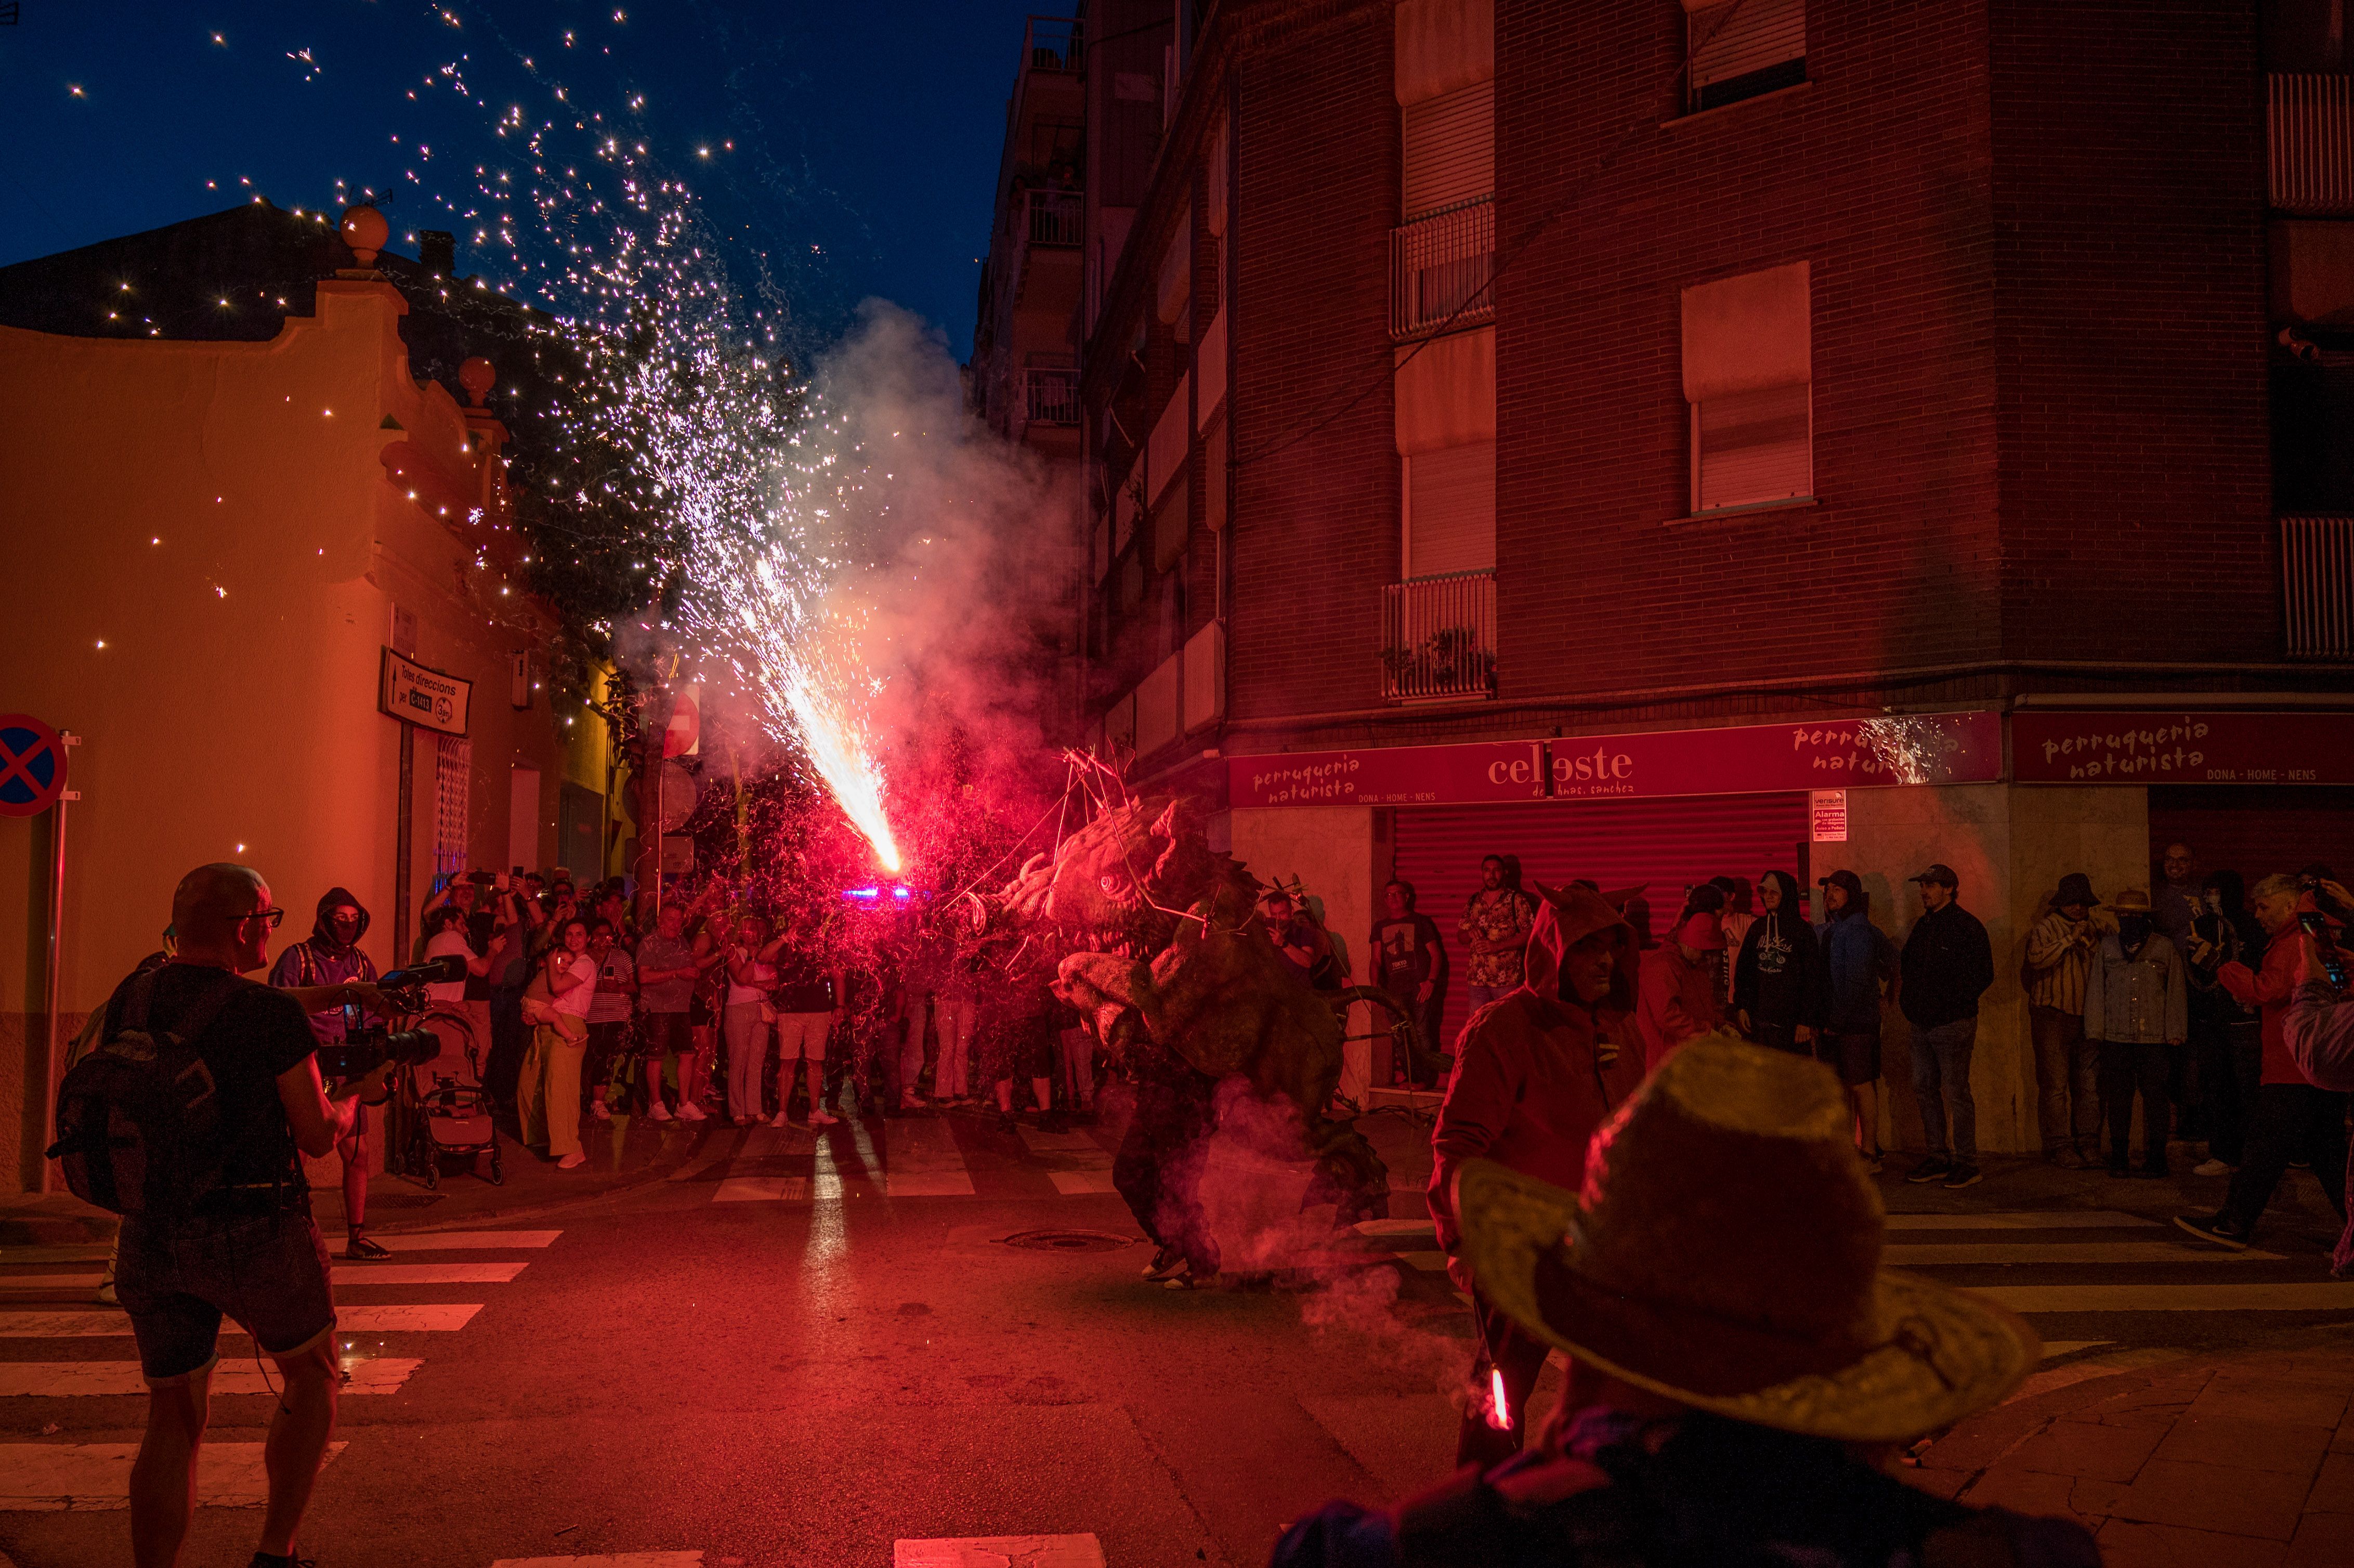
[267,885,392,1259]
[1734,869,1825,1055]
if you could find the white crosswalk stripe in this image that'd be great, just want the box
[883,1119,976,1197]
[1018,1125,1117,1195]
[705,1117,1133,1203]
[0,1230,555,1511]
[895,1536,1104,1568]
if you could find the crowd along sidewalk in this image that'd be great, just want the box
[1908,1344,2354,1565]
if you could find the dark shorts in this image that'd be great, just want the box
[116,1209,336,1383]
[642,1010,691,1054]
[1815,1030,1882,1087]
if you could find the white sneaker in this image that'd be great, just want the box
[809,1110,842,1127]
[677,1101,708,1121]
[646,1103,673,1122]
[769,1112,793,1129]
[2192,1157,2234,1177]
[557,1152,587,1170]
[591,1102,612,1121]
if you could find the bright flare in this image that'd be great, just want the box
[1487,1367,1512,1431]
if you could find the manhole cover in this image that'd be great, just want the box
[999,1229,1136,1253]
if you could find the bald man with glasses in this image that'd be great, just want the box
[108,863,395,1568]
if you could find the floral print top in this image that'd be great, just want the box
[1457,889,1535,988]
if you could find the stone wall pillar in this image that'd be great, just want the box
[1226,805,1391,1101]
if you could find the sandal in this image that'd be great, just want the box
[343,1233,391,1261]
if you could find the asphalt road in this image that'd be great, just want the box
[5,1103,2353,1568]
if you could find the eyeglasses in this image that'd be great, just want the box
[241,907,286,930]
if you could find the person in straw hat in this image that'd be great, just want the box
[1278,1035,2097,1568]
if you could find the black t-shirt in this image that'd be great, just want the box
[463,910,496,1001]
[1370,913,1445,998]
[770,950,836,1014]
[100,962,319,1203]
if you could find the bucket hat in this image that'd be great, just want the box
[2053,873,2098,909]
[1454,1035,2037,1443]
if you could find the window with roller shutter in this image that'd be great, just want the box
[1682,262,1812,515]
[1686,0,1806,114]
[1404,440,1496,579]
[1402,79,1494,218]
[1692,383,1811,513]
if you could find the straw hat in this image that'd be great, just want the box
[1454,1035,2038,1443]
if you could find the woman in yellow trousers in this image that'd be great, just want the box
[518,917,596,1169]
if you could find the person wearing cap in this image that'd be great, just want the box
[2083,888,2188,1177]
[1274,1037,2096,1568]
[1898,864,1994,1191]
[2023,872,2103,1168]
[2177,873,2351,1250]
[1428,884,1645,1471]
[1633,908,1724,1072]
[1815,869,1895,1171]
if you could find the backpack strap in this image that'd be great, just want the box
[119,969,163,1035]
[169,969,243,1050]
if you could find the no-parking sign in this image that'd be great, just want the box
[0,714,69,818]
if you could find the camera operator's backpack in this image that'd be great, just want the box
[47,969,239,1218]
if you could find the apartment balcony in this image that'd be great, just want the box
[1381,570,1496,703]
[1022,366,1081,426]
[2284,516,2354,657]
[1391,196,1495,339]
[1025,188,1083,247]
[1022,15,1081,74]
[2271,74,2354,215]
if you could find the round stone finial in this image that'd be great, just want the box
[459,357,496,408]
[339,205,389,266]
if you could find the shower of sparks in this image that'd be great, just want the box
[1856,716,1954,785]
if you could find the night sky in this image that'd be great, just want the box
[0,0,1044,360]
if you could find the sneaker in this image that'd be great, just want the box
[769,1112,793,1129]
[2045,1147,2087,1170]
[1942,1163,1983,1190]
[2292,1159,2313,1170]
[557,1152,587,1170]
[93,1279,117,1306]
[1142,1244,1184,1280]
[677,1101,708,1122]
[592,1102,612,1121]
[1860,1148,1886,1175]
[2173,1211,2250,1250]
[996,1109,1018,1135]
[343,1233,391,1261]
[1904,1156,1954,1185]
[734,1115,757,1127]
[646,1103,674,1122]
[2192,1157,2233,1177]
[808,1110,842,1127]
[1163,1265,1220,1291]
[1038,1108,1069,1134]
[899,1094,930,1112]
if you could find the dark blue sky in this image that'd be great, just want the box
[0,0,1042,359]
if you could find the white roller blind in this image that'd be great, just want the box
[1405,440,1496,578]
[1689,0,1805,100]
[1693,382,1811,512]
[1403,79,1494,218]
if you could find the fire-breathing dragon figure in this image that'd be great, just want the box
[995,792,1411,1225]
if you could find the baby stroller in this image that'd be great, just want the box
[398,1007,504,1188]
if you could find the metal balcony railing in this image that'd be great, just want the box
[1022,15,1082,74]
[2271,74,2354,215]
[1391,196,1496,338]
[1026,188,1083,247]
[1023,367,1081,426]
[2284,516,2354,658]
[1381,570,1497,702]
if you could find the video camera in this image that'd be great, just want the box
[313,956,463,1079]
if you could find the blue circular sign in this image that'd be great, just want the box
[0,714,67,817]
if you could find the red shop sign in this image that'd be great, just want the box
[1228,712,2002,809]
[2013,711,2354,786]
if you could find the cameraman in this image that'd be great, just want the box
[116,864,394,1568]
[2283,882,2354,1277]
[267,887,390,1261]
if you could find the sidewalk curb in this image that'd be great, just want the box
[333,1122,722,1234]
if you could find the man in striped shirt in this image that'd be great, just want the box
[2024,872,2102,1168]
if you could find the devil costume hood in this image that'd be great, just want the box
[1428,884,1646,1260]
[307,887,372,952]
[268,887,378,1041]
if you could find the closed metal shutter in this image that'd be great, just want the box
[1694,381,1811,512]
[2146,786,2354,894]
[1402,79,1494,219]
[1393,793,1807,1051]
[1405,440,1497,578]
[1689,0,1806,112]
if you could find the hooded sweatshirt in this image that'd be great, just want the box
[1816,874,1897,1036]
[1428,886,1646,1262]
[1732,870,1825,1036]
[1635,939,1724,1071]
[267,886,378,1043]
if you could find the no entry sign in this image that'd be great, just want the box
[0,714,69,817]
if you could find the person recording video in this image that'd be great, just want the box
[267,886,391,1261]
[108,864,395,1568]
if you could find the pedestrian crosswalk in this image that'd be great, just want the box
[0,1225,554,1510]
[693,1114,1122,1204]
[1351,1207,2354,1342]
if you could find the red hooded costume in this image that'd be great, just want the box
[1429,885,1645,1263]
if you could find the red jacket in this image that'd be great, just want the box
[1635,943,1724,1072]
[1429,890,1645,1263]
[2219,936,2312,1086]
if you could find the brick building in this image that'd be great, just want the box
[985,0,2354,1152]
